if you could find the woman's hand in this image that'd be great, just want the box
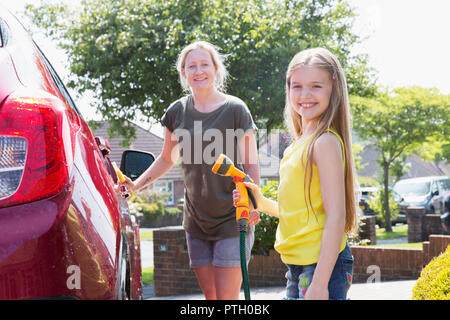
[122,175,136,192]
[114,174,136,199]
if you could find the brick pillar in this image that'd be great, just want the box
[407,207,426,242]
[153,226,200,297]
[359,216,376,245]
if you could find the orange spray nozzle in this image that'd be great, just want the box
[212,154,257,224]
[212,154,246,180]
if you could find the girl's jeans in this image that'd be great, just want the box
[284,243,354,300]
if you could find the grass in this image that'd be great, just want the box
[140,231,153,241]
[140,230,154,285]
[371,224,423,249]
[375,242,423,249]
[375,224,408,240]
[142,267,154,285]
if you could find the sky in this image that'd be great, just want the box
[348,0,450,94]
[2,0,449,135]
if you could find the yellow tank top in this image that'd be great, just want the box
[275,128,347,265]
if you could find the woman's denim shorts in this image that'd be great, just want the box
[185,230,254,268]
[283,243,354,300]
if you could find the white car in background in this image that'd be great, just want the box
[393,176,450,215]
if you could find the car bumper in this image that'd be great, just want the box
[0,177,119,300]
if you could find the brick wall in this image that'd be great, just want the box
[407,207,450,242]
[153,227,450,297]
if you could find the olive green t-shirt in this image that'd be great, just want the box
[161,94,257,240]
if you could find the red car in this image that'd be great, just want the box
[0,6,149,299]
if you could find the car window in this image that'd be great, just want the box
[394,181,431,197]
[33,41,85,119]
[431,181,439,194]
[438,179,450,192]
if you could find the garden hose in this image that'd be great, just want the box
[212,154,257,300]
[239,222,251,300]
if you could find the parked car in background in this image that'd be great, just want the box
[0,6,153,299]
[358,186,378,216]
[393,176,450,215]
[358,186,406,226]
[440,193,450,231]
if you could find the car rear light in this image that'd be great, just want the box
[0,91,76,208]
[0,136,27,199]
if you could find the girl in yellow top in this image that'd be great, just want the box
[234,48,358,300]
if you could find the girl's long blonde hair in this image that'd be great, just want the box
[284,47,358,234]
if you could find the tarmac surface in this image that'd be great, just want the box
[144,280,417,300]
[140,228,418,300]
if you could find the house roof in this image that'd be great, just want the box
[356,144,450,179]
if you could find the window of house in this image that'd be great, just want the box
[153,180,174,205]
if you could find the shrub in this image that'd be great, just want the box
[138,200,165,222]
[412,246,450,300]
[135,188,170,204]
[252,181,279,255]
[128,189,172,221]
[165,207,182,216]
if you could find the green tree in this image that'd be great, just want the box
[26,0,376,144]
[351,87,450,231]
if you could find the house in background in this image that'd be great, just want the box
[93,121,184,207]
[356,144,450,179]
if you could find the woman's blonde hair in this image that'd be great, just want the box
[176,41,229,93]
[284,47,358,233]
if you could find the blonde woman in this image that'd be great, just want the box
[234,48,357,300]
[124,41,260,300]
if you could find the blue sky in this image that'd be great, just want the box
[2,0,449,129]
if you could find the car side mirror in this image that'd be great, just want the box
[120,150,155,181]
[432,190,439,196]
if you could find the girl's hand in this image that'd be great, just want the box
[233,182,279,217]
[304,282,329,300]
[232,182,264,206]
[232,183,261,226]
[248,210,260,226]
